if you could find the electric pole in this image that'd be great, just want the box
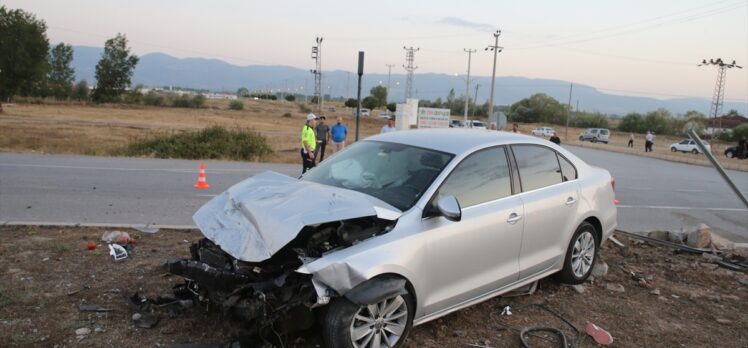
[403,46,419,100]
[463,48,477,125]
[310,37,323,115]
[472,84,480,117]
[386,64,395,104]
[699,58,742,134]
[485,30,503,120]
[565,83,573,141]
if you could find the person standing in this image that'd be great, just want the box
[314,116,330,162]
[330,117,348,153]
[380,118,396,133]
[512,123,520,133]
[645,131,653,152]
[301,113,317,174]
[549,132,561,145]
[628,133,634,148]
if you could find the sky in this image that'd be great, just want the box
[6,0,748,102]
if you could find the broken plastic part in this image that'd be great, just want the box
[108,244,127,261]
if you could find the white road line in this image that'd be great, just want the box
[617,205,748,212]
[0,163,267,174]
[196,194,218,197]
[675,189,706,193]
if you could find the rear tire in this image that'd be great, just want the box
[691,149,698,154]
[556,222,599,284]
[726,151,735,158]
[670,147,677,152]
[323,280,414,348]
[591,137,597,143]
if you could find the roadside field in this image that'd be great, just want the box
[1,225,746,347]
[1,102,746,170]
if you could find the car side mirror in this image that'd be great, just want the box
[437,196,461,222]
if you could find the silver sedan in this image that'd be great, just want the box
[168,129,617,348]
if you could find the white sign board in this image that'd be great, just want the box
[396,99,419,130]
[417,107,451,128]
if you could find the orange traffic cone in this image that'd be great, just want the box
[194,162,210,189]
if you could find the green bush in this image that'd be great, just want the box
[282,112,292,118]
[285,95,296,102]
[298,103,311,113]
[730,124,748,142]
[572,112,609,128]
[142,91,165,106]
[192,94,206,108]
[119,126,273,160]
[228,100,244,110]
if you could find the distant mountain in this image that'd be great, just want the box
[72,46,746,116]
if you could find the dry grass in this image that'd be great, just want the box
[1,102,746,170]
[0,101,385,163]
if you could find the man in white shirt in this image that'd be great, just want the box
[645,131,654,152]
[381,119,396,133]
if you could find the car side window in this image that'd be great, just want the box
[558,154,577,182]
[680,140,690,144]
[438,147,512,208]
[513,145,563,191]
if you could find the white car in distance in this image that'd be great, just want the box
[670,139,711,154]
[531,127,555,137]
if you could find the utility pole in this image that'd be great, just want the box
[472,84,480,117]
[463,48,477,125]
[385,64,396,104]
[403,47,419,100]
[565,83,573,141]
[310,37,323,115]
[699,58,742,135]
[356,52,365,141]
[485,30,503,120]
[346,71,351,99]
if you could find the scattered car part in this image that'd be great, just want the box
[79,303,113,312]
[108,244,127,261]
[132,224,159,233]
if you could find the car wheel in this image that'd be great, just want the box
[323,281,414,348]
[691,149,699,154]
[726,151,735,158]
[591,137,597,143]
[670,147,677,152]
[556,222,599,284]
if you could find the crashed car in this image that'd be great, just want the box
[167,129,617,347]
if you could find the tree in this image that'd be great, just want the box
[236,87,249,97]
[508,93,566,124]
[344,98,358,108]
[386,103,396,112]
[285,94,295,102]
[618,112,645,133]
[0,6,50,102]
[370,86,387,106]
[92,33,139,102]
[47,43,75,99]
[644,108,672,135]
[74,80,90,101]
[361,96,380,110]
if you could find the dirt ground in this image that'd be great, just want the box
[1,102,746,170]
[0,225,745,347]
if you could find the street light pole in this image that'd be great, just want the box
[463,49,476,125]
[485,30,502,120]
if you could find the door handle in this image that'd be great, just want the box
[565,197,577,206]
[507,213,522,224]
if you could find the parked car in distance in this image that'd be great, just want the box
[467,120,487,129]
[353,108,370,117]
[724,144,742,158]
[168,129,617,348]
[379,112,392,120]
[670,139,711,154]
[579,128,610,143]
[450,119,464,128]
[531,127,555,137]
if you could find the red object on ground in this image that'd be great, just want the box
[86,241,97,250]
[194,162,210,189]
[586,322,614,345]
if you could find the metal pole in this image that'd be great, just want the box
[486,30,502,120]
[565,83,573,141]
[355,52,364,141]
[688,129,748,208]
[463,49,476,125]
[386,64,395,104]
[472,84,480,117]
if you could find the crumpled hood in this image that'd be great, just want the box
[193,171,401,262]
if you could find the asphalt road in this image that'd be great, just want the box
[2,147,747,241]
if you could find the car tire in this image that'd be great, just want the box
[556,221,599,284]
[691,149,699,154]
[579,136,584,141]
[603,141,608,144]
[670,147,677,152]
[591,137,597,143]
[726,151,735,158]
[323,280,414,348]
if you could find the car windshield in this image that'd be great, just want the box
[302,141,454,211]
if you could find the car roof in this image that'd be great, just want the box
[366,128,549,154]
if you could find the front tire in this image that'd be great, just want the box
[556,222,599,284]
[670,147,677,152]
[591,137,597,143]
[691,149,699,154]
[726,150,735,158]
[323,282,414,348]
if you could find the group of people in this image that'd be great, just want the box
[301,114,399,173]
[300,114,349,173]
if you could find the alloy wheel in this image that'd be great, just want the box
[571,231,595,278]
[350,294,409,348]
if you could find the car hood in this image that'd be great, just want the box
[192,171,402,262]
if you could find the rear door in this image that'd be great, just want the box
[420,146,522,315]
[511,145,581,278]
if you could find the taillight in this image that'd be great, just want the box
[611,176,620,205]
